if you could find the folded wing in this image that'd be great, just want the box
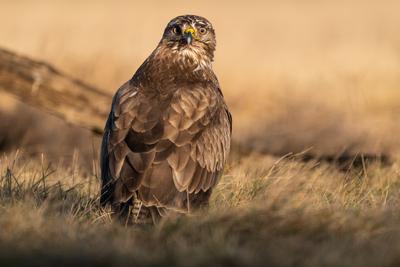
[100,81,231,213]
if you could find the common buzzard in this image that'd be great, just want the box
[100,15,232,224]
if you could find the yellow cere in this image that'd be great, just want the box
[184,27,199,40]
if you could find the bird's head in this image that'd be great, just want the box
[158,15,216,67]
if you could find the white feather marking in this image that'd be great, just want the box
[129,91,138,97]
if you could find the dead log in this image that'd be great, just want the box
[0,47,112,134]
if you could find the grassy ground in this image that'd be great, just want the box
[1,151,400,266]
[1,0,400,157]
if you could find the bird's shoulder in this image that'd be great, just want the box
[111,78,226,118]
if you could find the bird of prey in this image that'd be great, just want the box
[100,15,232,224]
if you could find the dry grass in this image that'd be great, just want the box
[1,151,400,266]
[1,0,400,156]
[1,0,400,266]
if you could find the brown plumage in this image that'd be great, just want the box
[100,15,232,224]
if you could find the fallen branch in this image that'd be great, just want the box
[0,47,112,134]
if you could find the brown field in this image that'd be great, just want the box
[1,0,400,266]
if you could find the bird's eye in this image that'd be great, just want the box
[172,26,181,35]
[199,27,207,35]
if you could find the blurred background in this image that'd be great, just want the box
[1,0,400,164]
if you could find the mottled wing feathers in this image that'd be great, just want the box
[100,81,231,213]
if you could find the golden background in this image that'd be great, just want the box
[1,0,400,158]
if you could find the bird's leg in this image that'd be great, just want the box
[111,198,133,226]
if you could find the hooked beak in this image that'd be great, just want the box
[183,27,196,45]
